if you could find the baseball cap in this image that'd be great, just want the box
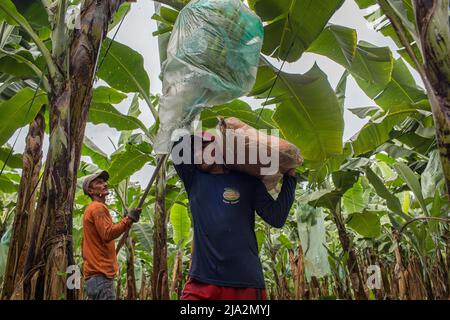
[82,171,109,196]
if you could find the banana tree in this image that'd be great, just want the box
[0,0,137,299]
[354,0,450,198]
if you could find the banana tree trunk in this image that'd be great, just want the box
[139,271,147,300]
[2,109,45,300]
[170,249,183,299]
[125,236,137,300]
[296,245,306,299]
[332,203,367,300]
[19,0,127,300]
[435,244,448,299]
[288,245,306,300]
[151,162,169,300]
[116,266,123,300]
[392,230,408,300]
[120,179,137,300]
[279,256,292,299]
[413,0,450,197]
[446,228,450,299]
[150,3,171,301]
[265,227,284,299]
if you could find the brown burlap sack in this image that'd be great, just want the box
[216,117,303,191]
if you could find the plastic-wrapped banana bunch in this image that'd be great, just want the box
[154,0,264,154]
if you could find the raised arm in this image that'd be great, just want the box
[253,173,297,228]
[92,208,131,243]
[171,134,198,193]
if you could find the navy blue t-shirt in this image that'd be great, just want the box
[172,136,297,288]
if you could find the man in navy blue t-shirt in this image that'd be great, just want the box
[171,132,297,300]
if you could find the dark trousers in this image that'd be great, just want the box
[85,275,116,300]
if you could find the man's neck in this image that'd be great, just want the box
[209,164,229,174]
[92,196,106,204]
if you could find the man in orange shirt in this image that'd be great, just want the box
[82,171,141,300]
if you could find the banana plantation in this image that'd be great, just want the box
[0,0,449,301]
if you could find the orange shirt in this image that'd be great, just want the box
[82,201,131,279]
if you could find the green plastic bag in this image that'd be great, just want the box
[155,0,264,153]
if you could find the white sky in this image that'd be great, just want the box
[9,0,422,187]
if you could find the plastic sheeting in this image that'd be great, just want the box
[154,0,264,154]
[296,204,331,280]
[0,226,11,281]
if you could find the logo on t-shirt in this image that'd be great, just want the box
[223,188,240,204]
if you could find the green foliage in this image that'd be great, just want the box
[393,162,429,216]
[0,232,9,281]
[82,137,110,170]
[421,150,444,199]
[365,166,409,226]
[97,38,150,97]
[11,0,49,29]
[0,0,31,27]
[0,88,47,145]
[107,147,152,185]
[342,180,367,214]
[201,99,275,129]
[92,86,128,105]
[169,203,191,248]
[347,211,381,238]
[109,2,132,32]
[308,24,357,68]
[350,106,419,156]
[88,103,148,133]
[0,146,22,169]
[373,59,427,110]
[354,0,420,67]
[0,55,40,80]
[118,94,142,146]
[253,63,344,161]
[132,223,153,252]
[152,6,179,29]
[249,0,344,62]
[0,175,18,193]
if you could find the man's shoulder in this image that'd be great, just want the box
[230,170,261,184]
[84,201,108,216]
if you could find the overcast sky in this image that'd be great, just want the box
[9,0,422,187]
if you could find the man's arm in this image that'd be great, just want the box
[171,134,197,193]
[92,208,132,243]
[253,173,297,228]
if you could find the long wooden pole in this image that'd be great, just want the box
[116,154,168,254]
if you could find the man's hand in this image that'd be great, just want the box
[126,208,141,223]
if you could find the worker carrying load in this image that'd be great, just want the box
[172,131,298,300]
[217,117,303,191]
[154,0,300,300]
[154,0,264,153]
